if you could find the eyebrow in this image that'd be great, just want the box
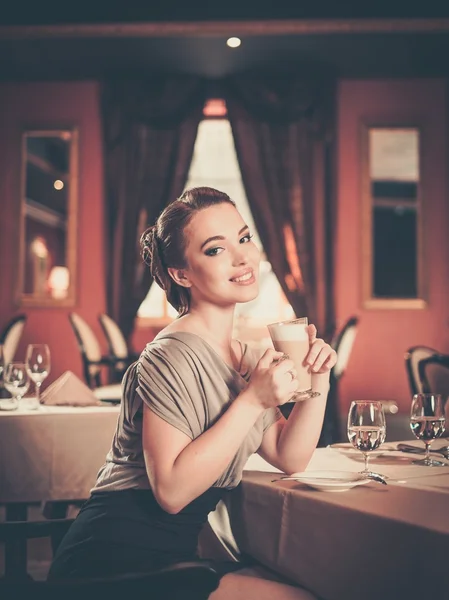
[200,225,249,250]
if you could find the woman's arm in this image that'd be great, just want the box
[257,326,337,474]
[142,348,295,514]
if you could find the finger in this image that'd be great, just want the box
[281,367,297,386]
[258,348,285,369]
[272,358,295,375]
[307,324,317,344]
[309,346,333,372]
[305,339,325,366]
[287,376,300,397]
[316,351,338,373]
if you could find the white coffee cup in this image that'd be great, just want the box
[268,317,318,401]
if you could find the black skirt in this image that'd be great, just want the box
[48,487,225,581]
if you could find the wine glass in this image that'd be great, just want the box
[2,362,30,410]
[25,344,51,410]
[410,394,446,467]
[347,401,386,477]
[0,344,5,398]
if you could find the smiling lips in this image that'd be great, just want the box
[230,269,256,285]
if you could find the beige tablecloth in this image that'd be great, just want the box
[205,443,449,600]
[0,404,119,504]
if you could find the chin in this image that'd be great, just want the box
[237,284,259,303]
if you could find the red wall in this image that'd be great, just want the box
[0,78,447,409]
[336,79,449,413]
[0,82,107,386]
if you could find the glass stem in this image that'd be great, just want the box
[424,442,430,462]
[363,453,369,472]
[36,382,41,405]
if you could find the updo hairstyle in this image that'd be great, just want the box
[140,187,235,316]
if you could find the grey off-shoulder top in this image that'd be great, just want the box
[92,332,281,493]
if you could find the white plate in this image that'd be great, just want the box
[329,442,389,458]
[288,470,371,492]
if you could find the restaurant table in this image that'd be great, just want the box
[207,442,449,600]
[0,403,119,517]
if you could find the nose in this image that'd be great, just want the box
[232,245,249,266]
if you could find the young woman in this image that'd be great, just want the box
[48,187,337,599]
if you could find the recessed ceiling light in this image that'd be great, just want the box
[226,37,241,48]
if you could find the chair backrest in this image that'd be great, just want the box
[0,557,220,600]
[0,518,75,582]
[331,316,359,380]
[417,352,449,396]
[404,345,440,395]
[0,314,27,365]
[98,313,129,359]
[68,313,103,386]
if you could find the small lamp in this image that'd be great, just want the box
[48,266,69,299]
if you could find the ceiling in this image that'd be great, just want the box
[1,6,449,80]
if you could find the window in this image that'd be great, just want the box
[138,102,293,345]
[362,125,425,309]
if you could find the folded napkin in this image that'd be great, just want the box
[40,371,102,406]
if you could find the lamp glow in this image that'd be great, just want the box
[48,266,69,299]
[226,37,241,48]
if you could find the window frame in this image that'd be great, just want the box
[136,104,293,333]
[360,121,427,310]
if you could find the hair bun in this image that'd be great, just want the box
[140,226,156,267]
[140,225,167,292]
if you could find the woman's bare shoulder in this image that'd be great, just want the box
[154,315,200,337]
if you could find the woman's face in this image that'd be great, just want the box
[175,202,261,309]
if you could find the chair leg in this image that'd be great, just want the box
[4,503,29,581]
[42,501,71,554]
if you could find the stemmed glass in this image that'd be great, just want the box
[0,344,5,398]
[25,344,51,410]
[410,394,446,467]
[347,401,386,477]
[2,362,30,410]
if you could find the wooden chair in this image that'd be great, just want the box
[0,314,27,365]
[404,346,449,438]
[68,312,115,388]
[319,316,359,446]
[330,316,359,381]
[404,345,444,395]
[0,531,220,599]
[280,316,359,446]
[0,518,74,582]
[417,351,449,396]
[98,313,139,382]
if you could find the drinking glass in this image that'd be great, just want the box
[267,317,320,401]
[25,344,51,410]
[2,362,30,410]
[410,394,446,467]
[347,401,386,476]
[0,344,5,398]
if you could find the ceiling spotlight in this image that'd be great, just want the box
[226,37,241,48]
[54,179,64,190]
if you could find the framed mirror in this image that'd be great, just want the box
[17,128,78,307]
[361,124,426,309]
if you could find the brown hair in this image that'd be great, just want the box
[140,187,235,316]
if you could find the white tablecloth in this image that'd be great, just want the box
[204,442,449,600]
[0,405,119,504]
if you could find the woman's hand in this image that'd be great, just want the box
[305,324,337,375]
[246,349,298,409]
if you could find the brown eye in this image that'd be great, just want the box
[205,247,224,257]
[240,233,253,244]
